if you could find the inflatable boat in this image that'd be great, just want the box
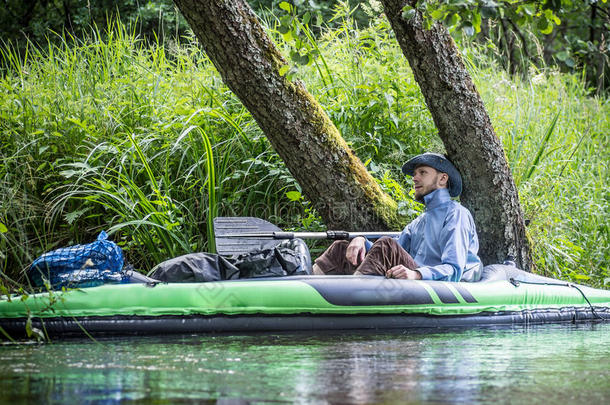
[2,217,608,338]
[1,268,608,338]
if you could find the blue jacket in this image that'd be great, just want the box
[365,188,482,281]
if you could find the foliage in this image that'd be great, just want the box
[404,0,609,93]
[0,15,608,288]
[468,47,609,286]
[1,0,607,93]
[0,0,189,47]
[402,0,564,35]
[275,0,334,88]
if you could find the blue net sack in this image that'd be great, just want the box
[28,231,127,289]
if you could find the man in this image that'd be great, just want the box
[313,152,483,282]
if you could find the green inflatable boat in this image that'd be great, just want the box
[2,217,608,338]
[1,270,608,338]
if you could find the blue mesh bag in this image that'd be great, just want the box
[28,231,127,289]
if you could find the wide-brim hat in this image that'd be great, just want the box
[401,152,462,197]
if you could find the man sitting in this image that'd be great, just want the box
[313,152,483,282]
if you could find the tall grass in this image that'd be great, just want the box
[0,21,304,275]
[467,47,609,286]
[0,15,608,287]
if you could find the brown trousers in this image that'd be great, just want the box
[314,237,417,276]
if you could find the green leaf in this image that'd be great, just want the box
[541,24,553,35]
[522,4,535,17]
[424,16,434,30]
[390,113,399,129]
[0,284,10,299]
[286,191,302,201]
[316,11,323,26]
[472,12,482,33]
[282,30,293,42]
[290,50,301,63]
[279,65,290,76]
[564,57,576,68]
[64,207,90,225]
[521,110,560,183]
[430,9,445,20]
[481,6,497,19]
[369,161,379,173]
[384,92,395,108]
[0,223,7,233]
[279,1,292,13]
[302,11,311,26]
[401,6,416,20]
[536,17,549,30]
[447,13,459,28]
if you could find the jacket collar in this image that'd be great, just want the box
[423,188,451,210]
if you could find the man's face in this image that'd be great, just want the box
[412,165,448,201]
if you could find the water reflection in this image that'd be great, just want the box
[1,323,609,403]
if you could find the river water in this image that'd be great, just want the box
[1,323,609,404]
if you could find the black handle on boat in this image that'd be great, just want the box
[327,231,350,240]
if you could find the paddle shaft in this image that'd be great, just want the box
[219,231,401,240]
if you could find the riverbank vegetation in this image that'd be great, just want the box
[0,10,608,288]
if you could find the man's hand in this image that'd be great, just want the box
[386,265,422,280]
[346,237,366,266]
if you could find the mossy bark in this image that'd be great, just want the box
[172,0,399,230]
[380,0,533,269]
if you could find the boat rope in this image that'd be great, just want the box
[509,278,604,320]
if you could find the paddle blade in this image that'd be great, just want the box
[214,217,286,257]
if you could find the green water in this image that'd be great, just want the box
[1,323,609,404]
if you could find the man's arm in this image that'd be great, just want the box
[386,265,422,280]
[345,236,366,266]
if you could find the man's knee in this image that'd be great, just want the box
[331,240,350,248]
[371,237,397,249]
[313,240,352,275]
[325,240,349,255]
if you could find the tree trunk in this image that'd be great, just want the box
[172,0,399,230]
[380,0,533,269]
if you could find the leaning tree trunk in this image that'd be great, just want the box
[172,0,398,230]
[380,0,533,269]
